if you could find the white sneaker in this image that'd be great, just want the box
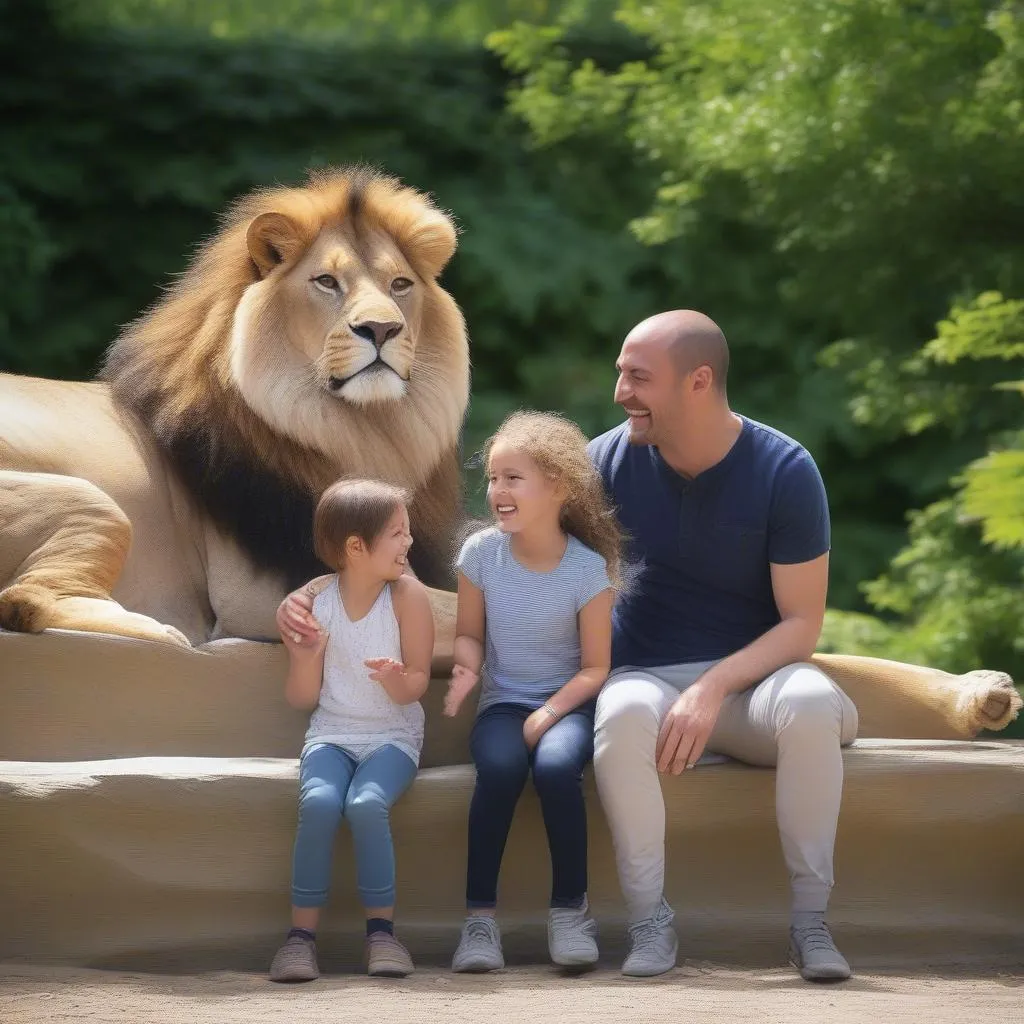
[452,915,504,973]
[548,895,599,968]
[621,898,678,977]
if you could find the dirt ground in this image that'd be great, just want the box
[2,961,1021,1024]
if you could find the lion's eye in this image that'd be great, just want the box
[391,277,414,296]
[312,274,340,292]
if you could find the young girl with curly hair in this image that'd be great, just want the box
[445,410,622,973]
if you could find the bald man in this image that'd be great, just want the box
[588,310,857,980]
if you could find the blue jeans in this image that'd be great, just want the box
[291,742,417,909]
[466,702,594,909]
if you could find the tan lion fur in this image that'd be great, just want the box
[0,167,469,646]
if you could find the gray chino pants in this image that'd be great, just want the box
[594,660,858,923]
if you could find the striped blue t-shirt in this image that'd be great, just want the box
[457,526,612,714]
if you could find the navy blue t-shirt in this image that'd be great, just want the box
[587,417,830,669]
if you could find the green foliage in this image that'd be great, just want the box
[57,0,576,44]
[940,294,1024,553]
[830,292,1024,562]
[829,500,1024,667]
[960,445,1024,550]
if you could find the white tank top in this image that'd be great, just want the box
[303,578,424,765]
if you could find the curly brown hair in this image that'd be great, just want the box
[483,410,623,587]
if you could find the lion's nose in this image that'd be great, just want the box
[350,320,403,349]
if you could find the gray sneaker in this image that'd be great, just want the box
[548,896,599,968]
[269,934,319,982]
[789,921,852,981]
[452,915,504,973]
[621,898,678,977]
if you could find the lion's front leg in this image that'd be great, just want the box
[0,471,190,647]
[811,651,1021,738]
[425,585,456,666]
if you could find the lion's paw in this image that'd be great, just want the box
[162,624,193,648]
[0,583,56,633]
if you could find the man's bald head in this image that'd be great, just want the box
[626,310,729,393]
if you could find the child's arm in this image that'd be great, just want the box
[364,576,434,705]
[283,628,328,710]
[444,571,485,717]
[523,588,614,749]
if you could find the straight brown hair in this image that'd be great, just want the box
[313,478,411,570]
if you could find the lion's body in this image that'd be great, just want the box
[0,376,220,640]
[0,168,468,646]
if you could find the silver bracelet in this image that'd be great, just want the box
[542,703,560,720]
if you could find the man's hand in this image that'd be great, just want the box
[444,664,479,717]
[655,679,726,775]
[522,707,553,751]
[276,586,322,647]
[282,622,327,659]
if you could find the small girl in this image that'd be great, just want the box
[269,478,433,982]
[444,410,621,972]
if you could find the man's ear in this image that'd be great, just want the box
[690,364,714,393]
[246,212,308,278]
[345,535,364,560]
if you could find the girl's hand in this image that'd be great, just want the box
[444,664,479,717]
[365,657,407,686]
[523,707,554,751]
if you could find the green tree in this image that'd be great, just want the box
[57,0,575,44]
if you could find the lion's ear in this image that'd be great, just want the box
[246,212,307,278]
[406,210,458,279]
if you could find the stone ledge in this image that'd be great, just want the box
[2,740,1021,964]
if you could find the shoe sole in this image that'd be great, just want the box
[368,967,413,978]
[621,963,676,978]
[551,948,599,968]
[555,962,598,976]
[269,969,319,983]
[452,958,504,973]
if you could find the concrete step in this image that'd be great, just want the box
[2,740,1022,968]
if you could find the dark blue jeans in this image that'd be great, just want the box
[466,702,594,909]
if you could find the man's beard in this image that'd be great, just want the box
[625,416,655,446]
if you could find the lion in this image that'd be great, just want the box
[0,166,467,646]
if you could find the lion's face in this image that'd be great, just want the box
[252,222,426,407]
[219,173,468,473]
